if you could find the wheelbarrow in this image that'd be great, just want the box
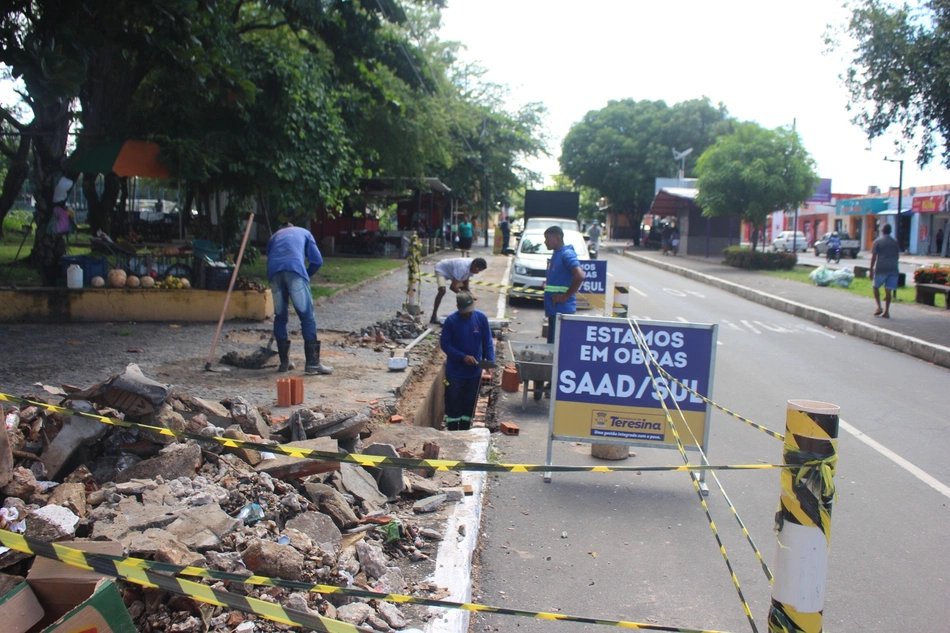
[508,341,554,411]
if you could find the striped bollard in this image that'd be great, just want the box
[768,400,839,633]
[612,281,629,318]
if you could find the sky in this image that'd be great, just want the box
[438,0,950,196]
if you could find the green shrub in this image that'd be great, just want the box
[722,246,796,270]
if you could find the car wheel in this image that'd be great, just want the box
[814,248,820,256]
[852,251,859,259]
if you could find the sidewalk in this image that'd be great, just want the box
[603,240,950,370]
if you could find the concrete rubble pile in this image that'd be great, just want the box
[0,364,466,632]
[351,316,429,347]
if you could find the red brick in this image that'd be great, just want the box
[500,422,520,436]
[389,415,404,424]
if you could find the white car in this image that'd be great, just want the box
[508,228,589,300]
[771,230,808,253]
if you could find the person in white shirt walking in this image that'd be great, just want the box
[430,257,487,324]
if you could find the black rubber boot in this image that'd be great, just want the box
[276,339,294,372]
[304,340,333,375]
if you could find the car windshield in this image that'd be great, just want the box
[525,218,580,232]
[518,232,588,258]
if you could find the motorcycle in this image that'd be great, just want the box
[588,242,598,260]
[826,244,841,264]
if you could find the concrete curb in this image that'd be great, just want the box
[425,428,490,633]
[623,250,950,370]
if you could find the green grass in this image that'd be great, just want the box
[764,265,946,308]
[238,255,404,300]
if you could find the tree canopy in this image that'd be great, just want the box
[695,122,818,250]
[831,0,950,167]
[0,0,546,281]
[559,97,731,243]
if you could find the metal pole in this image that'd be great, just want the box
[897,160,904,250]
[768,399,839,633]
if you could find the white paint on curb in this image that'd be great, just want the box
[424,427,490,633]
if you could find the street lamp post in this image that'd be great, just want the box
[884,158,909,301]
[884,157,904,250]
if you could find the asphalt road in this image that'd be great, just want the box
[472,251,949,633]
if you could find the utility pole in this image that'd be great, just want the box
[884,157,904,250]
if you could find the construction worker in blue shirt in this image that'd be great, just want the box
[266,222,333,375]
[543,226,586,344]
[440,291,494,431]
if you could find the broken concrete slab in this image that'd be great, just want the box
[116,442,202,483]
[26,504,79,541]
[254,437,339,480]
[336,602,373,625]
[403,472,440,498]
[303,483,358,530]
[117,498,180,531]
[412,494,446,514]
[285,511,342,553]
[340,462,387,508]
[222,426,262,466]
[40,410,109,480]
[165,505,240,551]
[67,363,170,417]
[362,443,405,498]
[177,393,230,418]
[2,466,40,500]
[320,412,369,440]
[355,540,391,580]
[47,482,88,518]
[377,600,408,629]
[269,410,354,441]
[229,397,270,438]
[240,539,305,581]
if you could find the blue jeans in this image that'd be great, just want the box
[270,271,317,341]
[444,375,480,430]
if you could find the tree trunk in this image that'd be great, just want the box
[0,133,32,238]
[82,172,121,235]
[28,99,74,286]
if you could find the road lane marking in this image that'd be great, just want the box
[629,286,647,297]
[663,288,687,297]
[839,419,950,501]
[721,319,743,331]
[754,320,794,334]
[796,324,836,338]
[676,316,689,323]
[740,319,761,334]
[685,290,706,298]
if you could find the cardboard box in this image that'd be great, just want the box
[0,579,134,633]
[21,540,134,632]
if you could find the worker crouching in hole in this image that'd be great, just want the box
[439,291,494,431]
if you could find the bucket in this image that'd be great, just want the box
[192,239,223,262]
[66,264,83,289]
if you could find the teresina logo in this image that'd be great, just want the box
[609,416,662,430]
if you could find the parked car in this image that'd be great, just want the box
[771,230,808,253]
[814,232,860,258]
[508,228,589,300]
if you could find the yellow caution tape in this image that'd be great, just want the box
[625,318,760,633]
[0,394,793,476]
[0,530,362,632]
[0,530,741,633]
[419,271,545,301]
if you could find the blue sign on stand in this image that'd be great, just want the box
[545,315,719,487]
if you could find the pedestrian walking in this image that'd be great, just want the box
[661,224,672,255]
[543,226,586,344]
[936,227,945,257]
[430,257,487,324]
[267,222,333,374]
[440,291,494,431]
[587,221,602,252]
[870,223,900,319]
[458,215,474,256]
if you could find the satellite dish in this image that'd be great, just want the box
[672,147,693,161]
